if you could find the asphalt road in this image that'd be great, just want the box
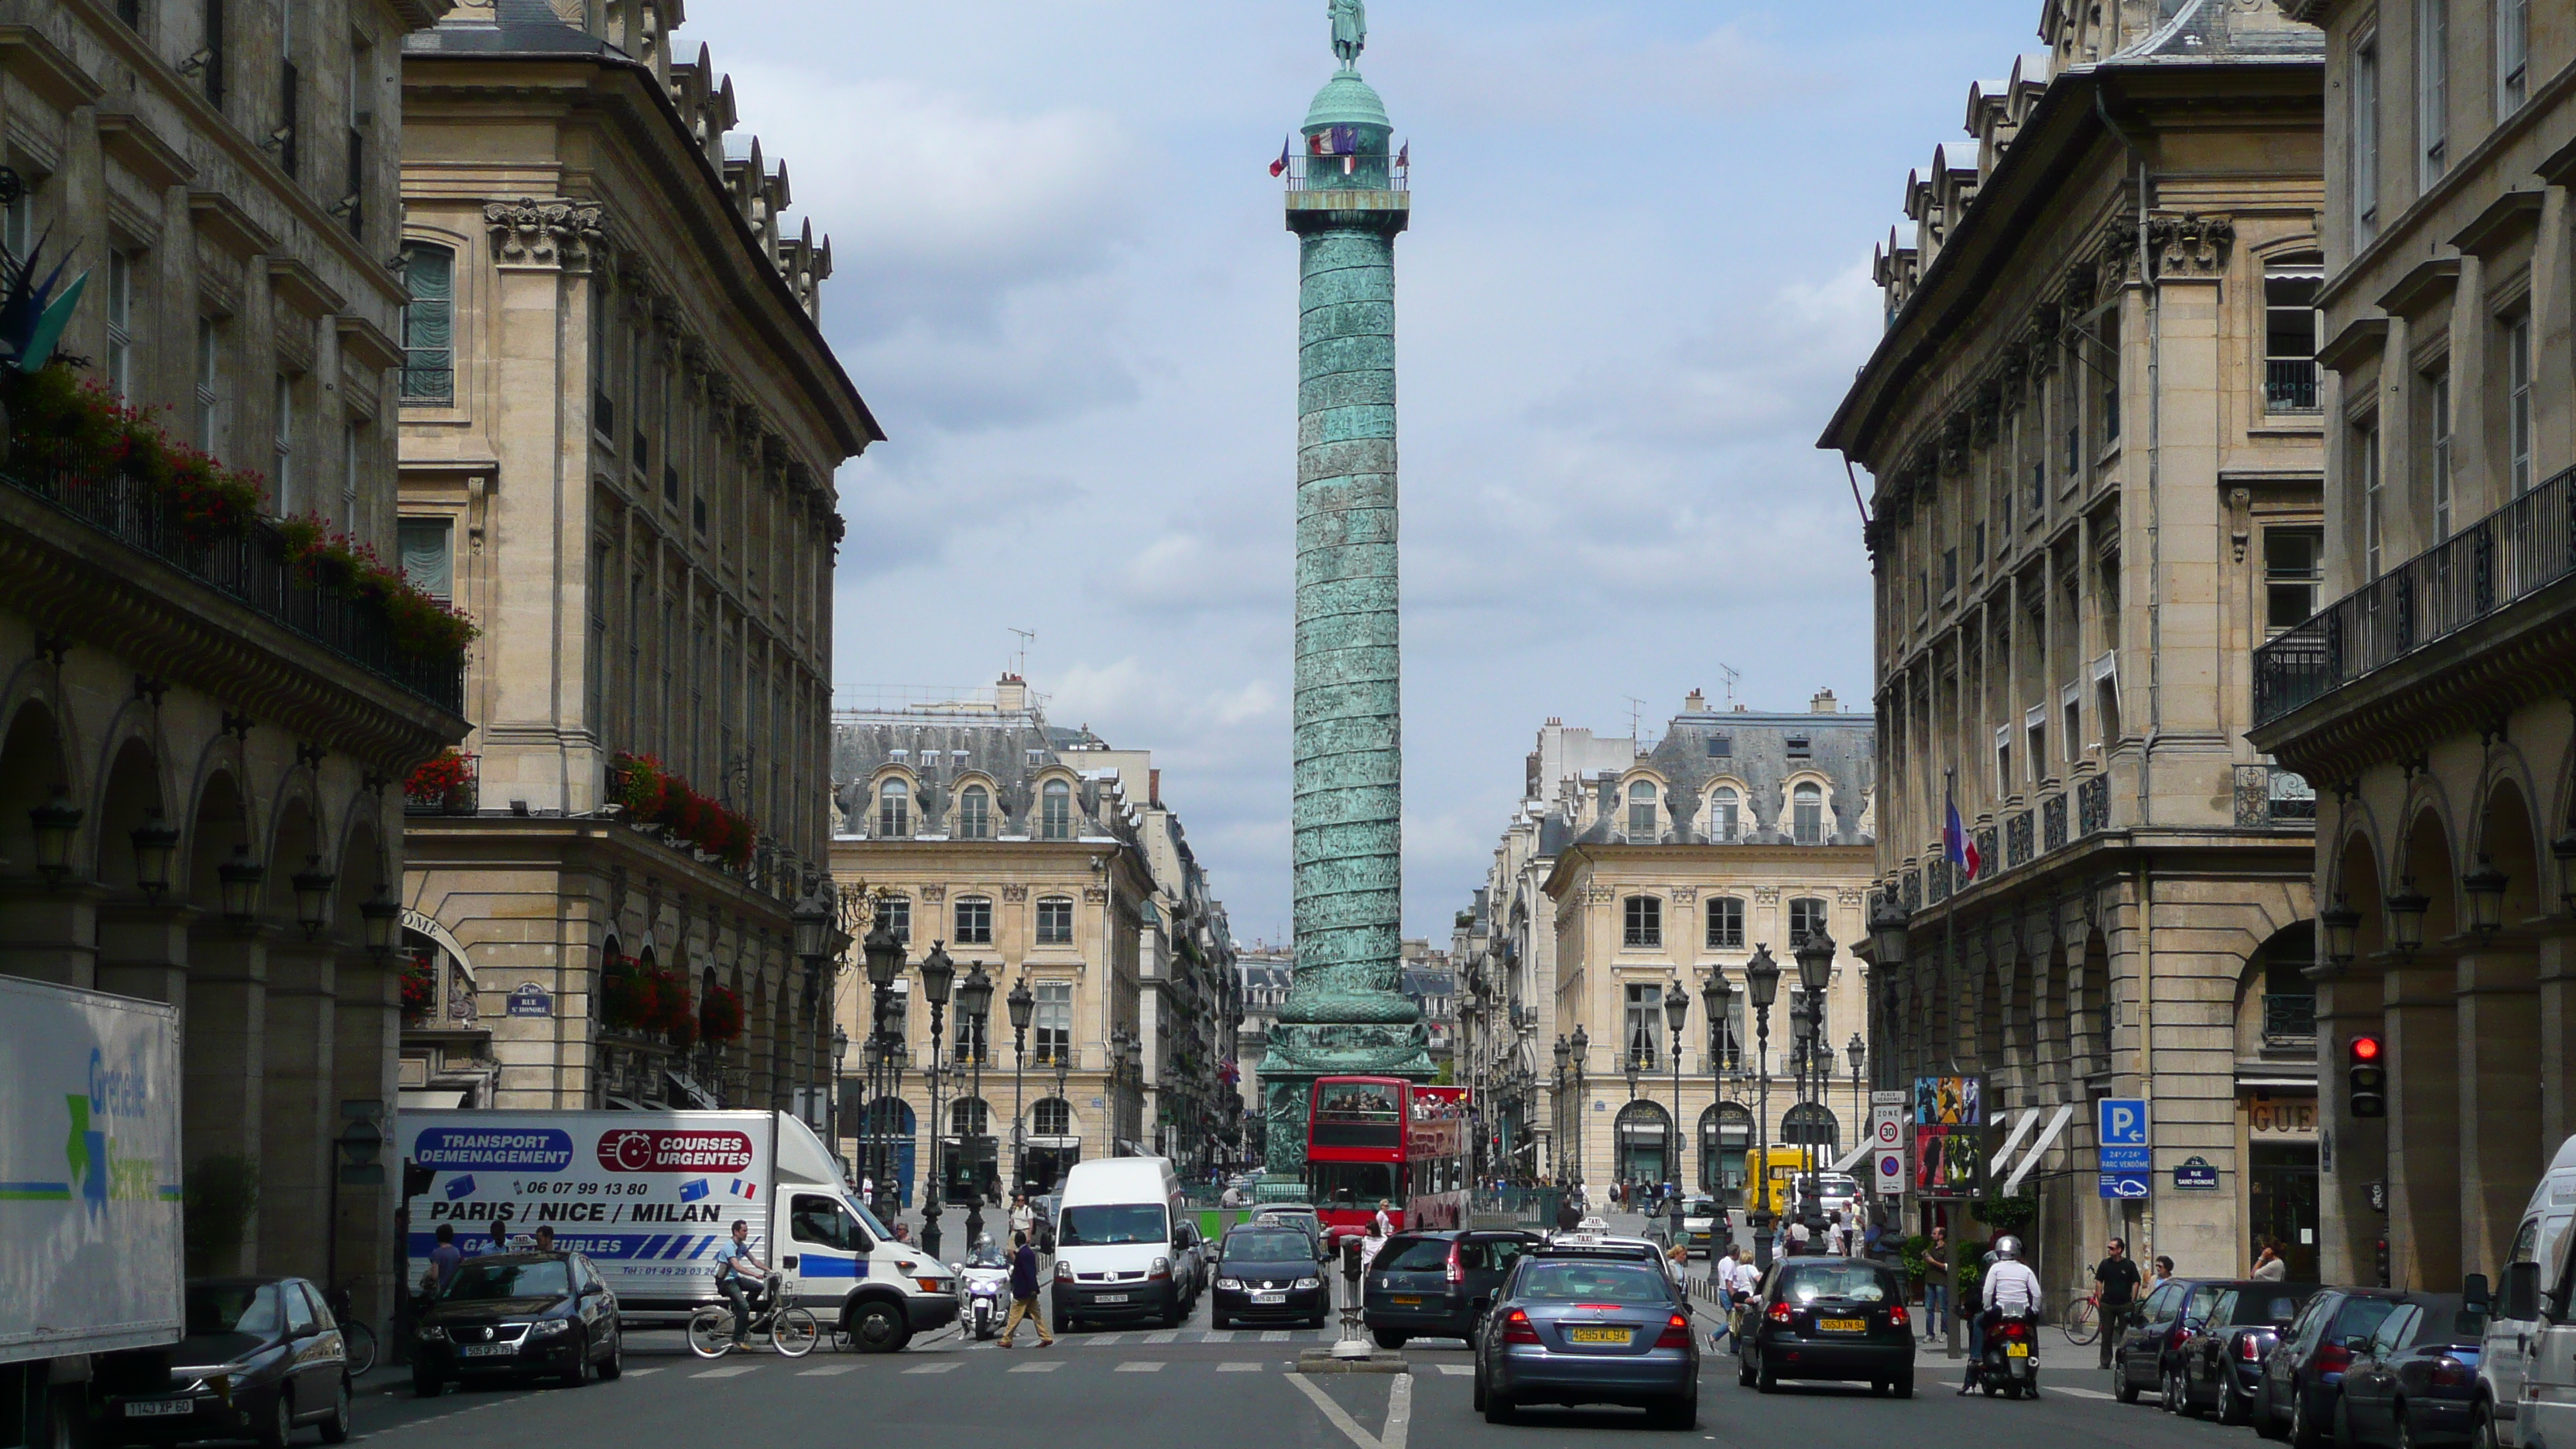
[333,1287,2269,1449]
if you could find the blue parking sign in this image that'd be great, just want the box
[2098,1098,2148,1146]
[2098,1172,2150,1200]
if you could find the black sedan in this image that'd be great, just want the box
[1738,1256,1915,1397]
[1209,1225,1329,1330]
[2170,1282,2320,1421]
[2335,1293,2485,1447]
[108,1277,351,1448]
[412,1251,624,1396]
[2253,1286,2408,1445]
[1473,1255,1698,1427]
[1364,1230,1536,1348]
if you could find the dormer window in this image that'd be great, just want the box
[1041,779,1073,841]
[877,779,909,838]
[1625,781,1658,841]
[957,785,991,840]
[1786,735,1811,759]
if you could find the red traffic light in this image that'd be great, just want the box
[2350,1035,2382,1062]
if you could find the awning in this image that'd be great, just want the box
[604,1094,649,1111]
[1616,1124,1666,1140]
[399,1088,468,1110]
[1993,1103,2078,1195]
[1026,1136,1081,1149]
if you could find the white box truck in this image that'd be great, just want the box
[0,975,185,1449]
[397,1109,956,1351]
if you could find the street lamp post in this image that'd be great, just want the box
[1008,975,1035,1196]
[1550,1035,1571,1185]
[830,1025,851,1180]
[1661,981,1687,1203]
[917,943,955,1259]
[957,961,995,1249]
[1792,927,1837,1216]
[1742,945,1780,1267]
[1568,1024,1589,1192]
[1845,1032,1866,1155]
[1701,965,1735,1211]
[860,915,906,1220]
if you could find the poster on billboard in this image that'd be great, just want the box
[1913,1074,1984,1126]
[1913,1123,1986,1194]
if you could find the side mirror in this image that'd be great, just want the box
[2463,1273,2492,1316]
[2502,1261,2543,1323]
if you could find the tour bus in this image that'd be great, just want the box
[1304,1077,1468,1242]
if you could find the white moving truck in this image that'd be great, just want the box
[0,975,185,1449]
[399,1109,955,1351]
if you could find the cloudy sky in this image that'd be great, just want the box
[678,0,2036,947]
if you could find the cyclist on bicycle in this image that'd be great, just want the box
[711,1220,768,1345]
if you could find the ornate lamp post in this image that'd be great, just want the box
[916,942,955,1258]
[1662,981,1688,1198]
[1845,1032,1866,1155]
[957,961,995,1247]
[1701,964,1735,1205]
[1568,1023,1589,1190]
[1008,975,1035,1194]
[1742,944,1780,1266]
[829,1024,850,1176]
[1550,1035,1571,1184]
[860,914,906,1218]
[1793,927,1837,1200]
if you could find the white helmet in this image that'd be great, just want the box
[1995,1235,2023,1261]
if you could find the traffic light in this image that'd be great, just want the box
[2347,1034,2387,1118]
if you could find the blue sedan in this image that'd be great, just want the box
[1473,1255,1699,1428]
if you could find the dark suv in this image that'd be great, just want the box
[1739,1256,1915,1397]
[1362,1230,1538,1347]
[2252,1286,2409,1445]
[413,1252,623,1395]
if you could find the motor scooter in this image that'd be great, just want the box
[1971,1310,2039,1399]
[957,1257,1011,1340]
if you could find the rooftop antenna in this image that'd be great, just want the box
[1718,663,1741,707]
[1008,628,1036,678]
[1624,696,1650,755]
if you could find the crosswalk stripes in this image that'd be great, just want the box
[902,1362,961,1375]
[1008,1362,1064,1373]
[1260,1331,1290,1342]
[622,1368,665,1377]
[1203,1330,1235,1342]
[1216,1362,1262,1372]
[796,1365,855,1376]
[689,1365,759,1379]
[1434,1365,1473,1376]
[1142,1331,1178,1345]
[1089,1333,1125,1346]
[1115,1361,1165,1372]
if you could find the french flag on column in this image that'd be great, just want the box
[1269,136,1290,178]
[1944,784,1981,882]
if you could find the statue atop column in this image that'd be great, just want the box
[1330,0,1365,67]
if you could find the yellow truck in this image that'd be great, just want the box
[1743,1144,1825,1217]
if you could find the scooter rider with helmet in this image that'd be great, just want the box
[1961,1235,2044,1396]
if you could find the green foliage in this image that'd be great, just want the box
[1973,1192,2039,1237]
[1429,1060,1454,1085]
[183,1154,260,1276]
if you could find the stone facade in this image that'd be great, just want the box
[2251,0,2576,1293]
[392,0,871,1115]
[0,0,466,1343]
[1821,2,2330,1293]
[1540,703,1879,1197]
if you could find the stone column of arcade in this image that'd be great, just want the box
[1259,8,1432,1202]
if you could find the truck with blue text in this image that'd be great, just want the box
[0,975,185,1449]
[397,1108,955,1352]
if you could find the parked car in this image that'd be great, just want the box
[2335,1293,2485,1448]
[1362,1229,1539,1347]
[1473,1250,1698,1427]
[2115,1276,2241,1403]
[2171,1282,2321,1421]
[106,1277,352,1448]
[1738,1255,1915,1397]
[1209,1224,1329,1330]
[2252,1286,2409,1446]
[412,1251,623,1396]
[1679,1197,1726,1257]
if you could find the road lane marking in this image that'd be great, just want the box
[689,1365,759,1379]
[622,1368,664,1377]
[1008,1362,1064,1373]
[1262,1331,1290,1342]
[1286,1371,1410,1449]
[1090,1333,1125,1345]
[1218,1362,1262,1372]
[2050,1386,2115,1399]
[1116,1361,1165,1372]
[1205,1331,1235,1342]
[902,1362,961,1375]
[796,1365,855,1376]
[1144,1331,1178,1344]
[1434,1364,1472,1376]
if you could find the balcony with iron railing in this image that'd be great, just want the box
[2261,992,2317,1050]
[2253,461,2576,729]
[1280,152,1410,193]
[2265,358,2320,413]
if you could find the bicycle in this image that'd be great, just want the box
[327,1284,380,1375]
[686,1283,819,1360]
[2061,1292,2100,1347]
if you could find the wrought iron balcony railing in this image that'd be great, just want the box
[2254,461,2576,728]
[2,455,464,714]
[2262,992,2317,1045]
[2265,358,2320,412]
[1282,153,1409,193]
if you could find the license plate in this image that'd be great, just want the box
[1095,1293,1129,1304]
[125,1401,193,1418]
[1567,1327,1632,1345]
[1820,1318,1866,1333]
[461,1343,516,1357]
[1254,1293,1286,1304]
[1391,1296,1422,1305]
[2006,1342,2030,1358]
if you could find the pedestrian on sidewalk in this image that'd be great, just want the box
[996,1230,1054,1348]
[2093,1236,2143,1369]
[1009,1193,1036,1246]
[2251,1240,2288,1281]
[1707,1242,1745,1353]
[1921,1225,1951,1339]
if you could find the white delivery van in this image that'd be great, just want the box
[2486,1132,2576,1448]
[1048,1156,1190,1331]
[400,1109,955,1351]
[0,975,185,1443]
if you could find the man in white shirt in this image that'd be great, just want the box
[1964,1235,2045,1396]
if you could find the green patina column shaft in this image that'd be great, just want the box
[1261,10,1431,1187]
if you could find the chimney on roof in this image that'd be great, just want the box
[1811,687,1838,714]
[1684,689,1706,714]
[1149,768,1162,808]
[996,673,1028,713]
[1545,717,1561,727]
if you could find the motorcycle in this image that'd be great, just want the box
[1971,1310,2039,1399]
[957,1255,1011,1341]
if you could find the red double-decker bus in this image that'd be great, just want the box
[1306,1077,1469,1242]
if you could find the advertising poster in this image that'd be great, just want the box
[1912,1074,1984,1126]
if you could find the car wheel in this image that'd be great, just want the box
[1653,1386,1698,1430]
[1372,1329,1406,1350]
[254,1389,293,1449]
[2334,1396,2356,1449]
[2397,1403,2424,1449]
[560,1328,593,1388]
[1756,1351,1778,1394]
[2178,1369,2205,1418]
[2220,1381,2251,1427]
[1483,1389,1514,1425]
[318,1379,351,1446]
[412,1365,444,1399]
[1472,1367,1488,1413]
[2291,1388,2325,1449]
[596,1326,623,1381]
[2475,1400,2503,1449]
[848,1300,909,1354]
[1309,1314,1327,1331]
[2256,1387,2287,1440]
[1738,1348,1756,1388]
[2115,1359,2142,1404]
[1211,1312,1229,1331]
[1893,1372,1915,1399]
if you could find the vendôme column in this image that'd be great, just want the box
[1260,1,1432,1190]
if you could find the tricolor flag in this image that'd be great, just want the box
[1269,135,1290,178]
[729,1178,759,1200]
[1396,141,1409,170]
[1944,783,1981,882]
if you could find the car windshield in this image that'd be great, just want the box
[1516,1262,1670,1303]
[2331,1297,2401,1345]
[964,1244,1009,1268]
[2231,1291,2310,1324]
[1309,1162,1399,1207]
[1225,1231,1313,1260]
[187,1283,282,1336]
[1684,1198,1718,1216]
[1780,1263,1893,1303]
[1377,1238,1451,1273]
[1057,1204,1167,1247]
[443,1259,571,1301]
